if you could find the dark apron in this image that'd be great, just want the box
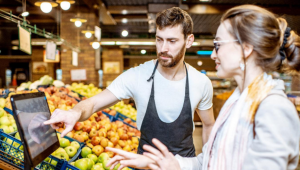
[137,60,195,157]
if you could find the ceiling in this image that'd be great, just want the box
[0,0,300,55]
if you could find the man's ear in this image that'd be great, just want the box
[243,42,254,59]
[186,34,194,48]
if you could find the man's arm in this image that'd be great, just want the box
[196,107,215,145]
[71,89,120,121]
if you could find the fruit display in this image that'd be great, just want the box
[50,134,81,162]
[70,151,131,170]
[4,89,39,110]
[69,83,102,98]
[0,108,17,134]
[37,87,79,113]
[109,101,137,121]
[57,111,140,157]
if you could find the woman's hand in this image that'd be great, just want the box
[143,138,181,170]
[106,147,155,170]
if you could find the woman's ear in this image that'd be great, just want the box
[186,34,194,48]
[243,42,254,59]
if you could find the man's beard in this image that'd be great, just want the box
[157,44,186,67]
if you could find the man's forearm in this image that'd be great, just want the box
[71,89,120,122]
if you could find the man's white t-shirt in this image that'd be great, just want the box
[107,60,213,130]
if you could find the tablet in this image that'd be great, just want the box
[10,92,59,167]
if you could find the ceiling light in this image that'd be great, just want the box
[92,42,100,49]
[197,61,203,66]
[85,32,92,38]
[34,0,58,13]
[199,0,212,2]
[56,1,75,10]
[21,11,29,17]
[70,16,87,28]
[12,46,18,50]
[81,26,95,38]
[122,10,128,15]
[121,18,128,24]
[141,50,146,54]
[121,30,128,37]
[74,20,82,27]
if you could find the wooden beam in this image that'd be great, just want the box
[107,6,148,14]
[148,4,178,13]
[98,0,116,25]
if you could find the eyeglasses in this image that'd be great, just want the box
[213,39,239,53]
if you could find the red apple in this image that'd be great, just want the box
[100,138,109,148]
[110,137,118,146]
[89,129,98,138]
[74,122,84,131]
[91,136,101,146]
[82,125,92,133]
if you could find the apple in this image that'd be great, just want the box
[54,150,70,161]
[91,136,101,146]
[95,116,101,122]
[100,138,108,148]
[75,130,83,135]
[92,145,104,156]
[71,141,80,150]
[117,129,124,137]
[0,125,10,133]
[98,130,107,138]
[81,146,92,158]
[87,143,94,149]
[107,131,116,139]
[66,132,74,138]
[106,151,114,158]
[89,129,98,138]
[87,154,98,164]
[110,137,118,146]
[74,122,84,131]
[0,116,11,126]
[84,158,95,170]
[0,108,4,117]
[75,159,88,170]
[74,134,85,143]
[55,148,66,155]
[65,146,77,157]
[84,120,92,126]
[113,163,120,170]
[81,132,89,141]
[50,160,58,166]
[120,134,129,141]
[108,141,114,148]
[115,144,122,150]
[118,140,126,148]
[70,162,75,166]
[98,152,109,163]
[123,145,132,152]
[57,128,64,133]
[115,121,124,128]
[132,137,139,144]
[11,124,17,132]
[104,124,111,131]
[59,138,70,148]
[91,164,104,170]
[82,125,92,133]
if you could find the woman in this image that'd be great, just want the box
[106,5,300,170]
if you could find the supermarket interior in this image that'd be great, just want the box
[0,0,300,169]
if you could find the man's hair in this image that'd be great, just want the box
[156,7,193,39]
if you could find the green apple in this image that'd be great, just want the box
[75,159,88,170]
[0,116,11,126]
[102,159,111,170]
[91,164,104,170]
[8,126,14,133]
[11,124,17,132]
[50,160,58,166]
[59,138,70,148]
[113,163,120,170]
[44,157,50,163]
[71,141,80,150]
[84,158,94,170]
[54,150,69,161]
[0,125,10,133]
[65,146,77,157]
[70,162,75,166]
[98,152,109,163]
[15,132,20,140]
[81,146,92,158]
[87,154,98,164]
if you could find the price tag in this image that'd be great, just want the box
[70,69,87,81]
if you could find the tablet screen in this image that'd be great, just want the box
[14,96,58,164]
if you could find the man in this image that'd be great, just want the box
[44,7,215,157]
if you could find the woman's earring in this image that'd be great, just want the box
[240,63,245,71]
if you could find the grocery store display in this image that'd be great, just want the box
[69,83,102,98]
[109,101,137,121]
[0,108,17,134]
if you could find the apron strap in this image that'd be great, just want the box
[147,60,159,82]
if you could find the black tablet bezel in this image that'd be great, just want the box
[10,92,60,167]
